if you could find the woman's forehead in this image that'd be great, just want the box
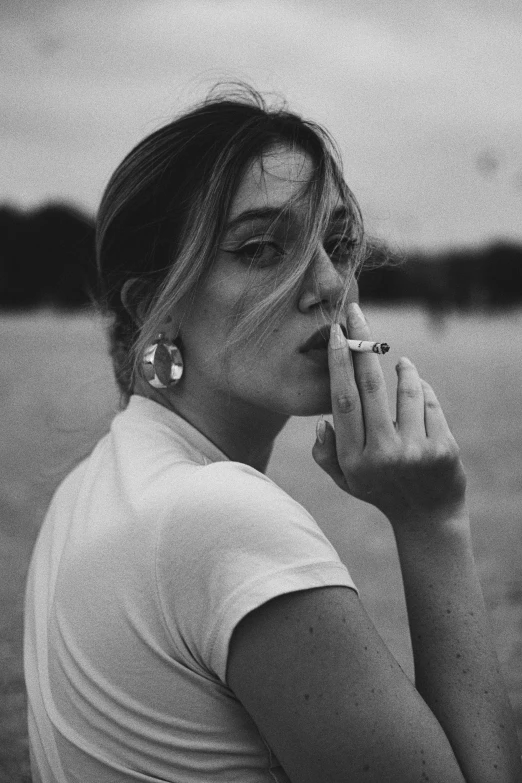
[228,146,342,225]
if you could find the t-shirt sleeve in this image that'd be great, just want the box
[154,461,358,686]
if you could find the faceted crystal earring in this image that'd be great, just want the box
[142,333,184,389]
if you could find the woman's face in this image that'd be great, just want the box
[175,145,359,419]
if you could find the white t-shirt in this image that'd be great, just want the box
[24,395,357,783]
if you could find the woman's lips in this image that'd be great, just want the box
[301,345,330,368]
[299,323,347,353]
[300,325,331,353]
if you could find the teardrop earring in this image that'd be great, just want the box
[142,333,184,389]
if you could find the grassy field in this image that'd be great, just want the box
[1,305,521,781]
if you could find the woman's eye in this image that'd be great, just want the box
[326,237,356,264]
[233,240,284,267]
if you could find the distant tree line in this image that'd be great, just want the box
[0,202,521,311]
[363,241,522,312]
[0,203,96,309]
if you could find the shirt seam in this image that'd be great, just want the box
[209,559,357,674]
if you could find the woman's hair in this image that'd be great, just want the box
[96,82,368,402]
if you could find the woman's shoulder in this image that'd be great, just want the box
[178,459,307,520]
[108,397,315,528]
[155,458,335,562]
[193,458,280,492]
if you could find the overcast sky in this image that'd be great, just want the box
[1,0,521,251]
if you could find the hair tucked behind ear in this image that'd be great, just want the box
[95,81,368,404]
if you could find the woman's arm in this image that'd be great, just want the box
[311,303,521,781]
[227,303,521,783]
[228,584,469,783]
[395,511,520,781]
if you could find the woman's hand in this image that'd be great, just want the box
[313,303,468,535]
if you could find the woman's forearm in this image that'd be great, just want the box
[394,514,522,782]
[317,307,521,779]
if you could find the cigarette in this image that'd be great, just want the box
[347,340,390,355]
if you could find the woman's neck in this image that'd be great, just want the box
[133,379,289,473]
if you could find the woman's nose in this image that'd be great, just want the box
[298,245,353,314]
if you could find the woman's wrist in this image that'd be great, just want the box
[389,502,472,549]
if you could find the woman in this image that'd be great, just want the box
[24,84,521,782]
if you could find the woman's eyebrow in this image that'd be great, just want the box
[225,205,351,234]
[225,206,288,233]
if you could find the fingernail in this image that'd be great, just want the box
[330,323,346,349]
[347,302,364,327]
[400,356,414,367]
[316,416,326,444]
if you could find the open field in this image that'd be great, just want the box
[1,306,521,781]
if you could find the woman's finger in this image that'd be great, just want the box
[327,324,365,454]
[312,419,349,492]
[345,303,395,444]
[421,379,454,441]
[395,357,426,438]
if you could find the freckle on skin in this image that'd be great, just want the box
[309,626,314,634]
[363,764,369,772]
[304,693,310,701]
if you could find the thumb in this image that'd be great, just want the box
[312,418,349,492]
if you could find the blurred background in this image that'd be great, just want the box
[1,1,521,780]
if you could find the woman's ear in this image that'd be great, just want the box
[120,278,151,326]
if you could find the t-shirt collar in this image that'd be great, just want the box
[127,394,229,466]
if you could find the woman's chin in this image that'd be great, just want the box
[284,388,333,417]
[298,400,333,417]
